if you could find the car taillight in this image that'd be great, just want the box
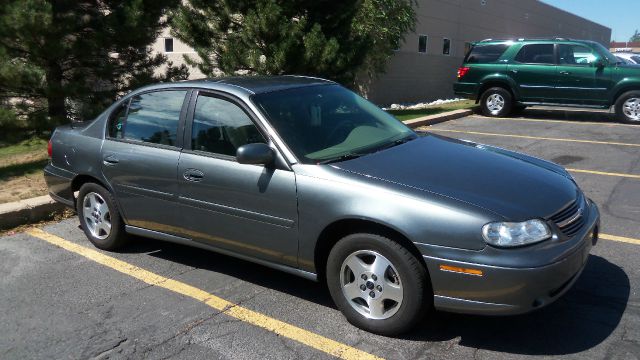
[47,139,52,158]
[457,67,470,79]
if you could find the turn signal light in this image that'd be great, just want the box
[439,264,483,276]
[47,139,53,158]
[457,67,470,79]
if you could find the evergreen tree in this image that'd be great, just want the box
[0,0,189,129]
[631,30,640,42]
[171,0,415,88]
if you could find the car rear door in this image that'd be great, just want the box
[507,43,558,102]
[555,43,613,106]
[176,90,299,267]
[101,89,189,235]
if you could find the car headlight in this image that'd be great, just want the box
[482,219,551,247]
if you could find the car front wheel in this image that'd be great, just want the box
[77,182,128,250]
[326,233,431,335]
[480,87,513,117]
[615,90,640,124]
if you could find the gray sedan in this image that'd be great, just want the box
[45,76,599,335]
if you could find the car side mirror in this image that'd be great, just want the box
[236,143,275,166]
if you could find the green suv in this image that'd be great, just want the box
[454,38,640,124]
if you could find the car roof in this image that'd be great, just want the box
[132,75,337,97]
[474,38,600,46]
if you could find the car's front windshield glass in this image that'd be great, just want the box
[252,84,416,164]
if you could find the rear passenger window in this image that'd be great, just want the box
[514,44,555,64]
[464,44,510,63]
[124,91,187,146]
[191,95,265,157]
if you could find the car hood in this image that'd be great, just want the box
[332,133,577,220]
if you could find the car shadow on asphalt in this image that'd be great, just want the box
[404,255,630,355]
[121,238,629,355]
[514,108,615,124]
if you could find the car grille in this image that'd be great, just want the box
[549,195,586,238]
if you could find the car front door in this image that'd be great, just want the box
[101,89,189,235]
[177,90,299,267]
[507,43,557,102]
[555,43,613,106]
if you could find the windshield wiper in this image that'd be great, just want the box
[317,153,364,165]
[376,135,417,151]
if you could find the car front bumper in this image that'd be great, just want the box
[420,200,600,315]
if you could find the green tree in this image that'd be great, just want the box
[0,0,189,129]
[631,30,640,42]
[171,0,416,87]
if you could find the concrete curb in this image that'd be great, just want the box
[0,195,68,230]
[403,108,474,128]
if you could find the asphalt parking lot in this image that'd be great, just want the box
[2,107,640,360]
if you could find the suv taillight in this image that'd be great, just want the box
[47,139,52,158]
[457,67,470,79]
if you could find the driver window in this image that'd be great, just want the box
[559,44,598,66]
[191,95,265,157]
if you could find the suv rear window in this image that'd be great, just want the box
[464,44,510,63]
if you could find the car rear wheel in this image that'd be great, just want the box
[77,183,128,250]
[615,91,640,124]
[326,233,431,335]
[480,87,513,117]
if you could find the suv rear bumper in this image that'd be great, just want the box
[422,201,599,315]
[453,82,477,99]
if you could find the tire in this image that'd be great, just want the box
[326,233,431,336]
[77,182,128,250]
[480,87,513,117]
[614,90,640,124]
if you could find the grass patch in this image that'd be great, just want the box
[0,136,49,203]
[387,100,476,121]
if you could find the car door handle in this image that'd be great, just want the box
[560,71,571,75]
[183,169,204,182]
[103,155,119,166]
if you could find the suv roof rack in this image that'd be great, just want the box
[477,37,574,42]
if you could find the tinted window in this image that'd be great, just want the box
[514,44,555,64]
[558,44,597,65]
[418,35,428,53]
[124,90,186,146]
[443,38,451,55]
[632,56,640,63]
[464,44,510,63]
[108,102,128,138]
[191,95,265,156]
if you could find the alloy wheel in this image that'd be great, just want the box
[622,97,640,121]
[82,192,112,240]
[339,250,403,320]
[486,93,505,115]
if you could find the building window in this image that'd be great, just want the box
[443,38,451,55]
[164,38,174,53]
[418,35,428,53]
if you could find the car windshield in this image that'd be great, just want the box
[252,85,416,164]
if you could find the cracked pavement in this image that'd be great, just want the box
[1,108,639,359]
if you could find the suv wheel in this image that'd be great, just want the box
[326,233,431,335]
[480,87,513,117]
[77,183,128,250]
[615,91,640,124]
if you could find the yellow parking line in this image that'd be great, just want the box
[25,228,382,360]
[566,168,640,179]
[429,128,640,147]
[469,116,639,128]
[600,233,640,246]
